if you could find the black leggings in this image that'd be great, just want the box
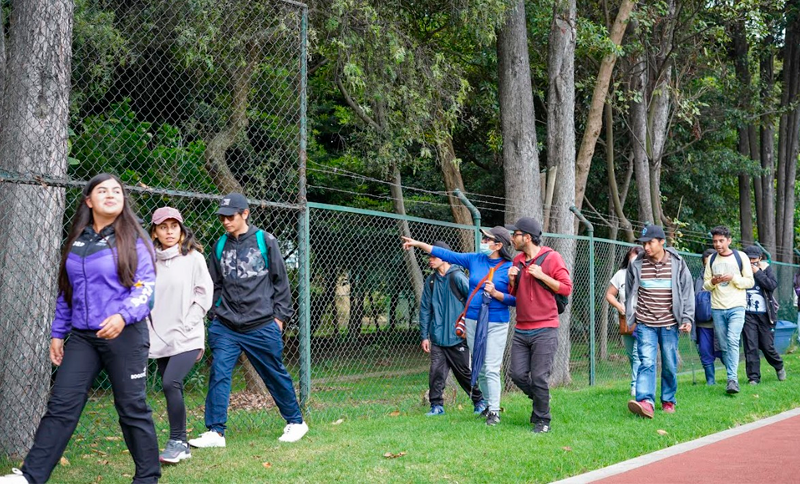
[156,349,201,442]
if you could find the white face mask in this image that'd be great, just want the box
[480,242,494,256]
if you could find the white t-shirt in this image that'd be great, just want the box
[610,269,627,305]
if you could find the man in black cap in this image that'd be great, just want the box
[189,193,309,448]
[742,245,786,384]
[625,225,694,419]
[419,241,486,416]
[505,217,572,434]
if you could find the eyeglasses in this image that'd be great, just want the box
[218,213,239,222]
[512,232,524,238]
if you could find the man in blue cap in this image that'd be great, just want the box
[626,225,694,419]
[189,193,308,448]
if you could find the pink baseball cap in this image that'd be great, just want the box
[151,207,184,225]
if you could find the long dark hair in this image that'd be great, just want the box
[619,246,644,270]
[58,173,153,306]
[150,220,204,255]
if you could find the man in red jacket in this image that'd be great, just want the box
[506,217,572,434]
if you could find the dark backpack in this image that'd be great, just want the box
[694,277,712,322]
[515,250,568,314]
[427,269,468,304]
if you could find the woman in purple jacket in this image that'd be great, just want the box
[0,174,160,484]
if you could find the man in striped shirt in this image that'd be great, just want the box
[625,225,694,419]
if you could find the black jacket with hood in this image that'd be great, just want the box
[208,225,293,332]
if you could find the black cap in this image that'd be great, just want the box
[637,225,666,242]
[743,245,763,259]
[216,193,249,216]
[432,241,451,251]
[504,217,542,238]
[480,226,512,248]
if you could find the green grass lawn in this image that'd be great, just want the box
[3,352,799,483]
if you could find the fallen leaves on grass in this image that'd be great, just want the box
[332,419,344,425]
[60,457,70,466]
[656,429,668,436]
[383,452,407,459]
[104,436,121,441]
[753,394,759,399]
[389,410,401,417]
[262,462,272,469]
[562,447,572,452]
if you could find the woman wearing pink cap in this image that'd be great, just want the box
[149,207,213,464]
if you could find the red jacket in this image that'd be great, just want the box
[509,247,572,329]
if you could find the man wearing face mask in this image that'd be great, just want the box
[402,227,515,426]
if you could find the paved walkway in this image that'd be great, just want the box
[552,407,800,484]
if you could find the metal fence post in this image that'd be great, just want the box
[454,189,481,251]
[297,5,311,411]
[570,206,595,385]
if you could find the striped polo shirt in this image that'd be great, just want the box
[636,253,676,327]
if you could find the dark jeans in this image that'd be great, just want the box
[696,326,722,367]
[22,323,160,484]
[742,312,783,382]
[156,349,201,442]
[509,328,558,424]
[205,320,302,434]
[428,341,483,406]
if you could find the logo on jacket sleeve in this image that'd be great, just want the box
[130,366,147,379]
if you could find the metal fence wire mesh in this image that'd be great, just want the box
[0,0,799,461]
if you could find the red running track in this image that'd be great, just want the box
[555,409,800,484]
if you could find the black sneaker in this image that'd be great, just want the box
[478,407,490,418]
[532,421,551,434]
[726,380,739,394]
[485,411,500,426]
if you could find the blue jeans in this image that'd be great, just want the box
[634,324,679,405]
[711,307,746,382]
[622,334,640,394]
[465,319,509,412]
[205,320,302,434]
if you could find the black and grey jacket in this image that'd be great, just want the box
[749,261,778,323]
[208,225,293,333]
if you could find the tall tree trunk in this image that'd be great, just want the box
[647,10,674,228]
[437,137,475,252]
[629,47,653,225]
[776,0,800,262]
[546,0,576,387]
[0,0,73,457]
[605,102,636,241]
[347,272,365,337]
[732,18,756,246]
[759,36,777,255]
[497,0,542,222]
[574,0,635,212]
[389,164,424,303]
[204,44,260,193]
[201,42,274,394]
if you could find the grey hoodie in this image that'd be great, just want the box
[625,247,695,328]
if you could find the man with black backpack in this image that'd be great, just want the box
[188,193,309,449]
[506,217,572,434]
[703,225,754,395]
[419,241,486,416]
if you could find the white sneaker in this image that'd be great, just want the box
[278,422,309,442]
[0,469,28,483]
[188,431,226,448]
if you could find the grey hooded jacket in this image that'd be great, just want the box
[625,247,695,328]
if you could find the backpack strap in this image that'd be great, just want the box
[255,230,269,269]
[447,270,468,303]
[214,234,228,307]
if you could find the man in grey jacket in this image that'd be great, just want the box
[625,226,694,419]
[420,241,486,416]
